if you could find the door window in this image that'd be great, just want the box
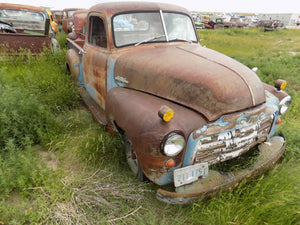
[89,16,107,48]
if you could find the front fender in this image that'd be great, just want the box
[66,48,80,84]
[105,87,207,185]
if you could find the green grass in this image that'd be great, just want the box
[0,29,299,224]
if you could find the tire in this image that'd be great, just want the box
[123,133,147,182]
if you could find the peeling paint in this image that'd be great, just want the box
[183,103,275,167]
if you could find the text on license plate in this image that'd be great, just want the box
[174,163,209,187]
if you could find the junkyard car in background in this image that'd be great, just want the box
[192,14,205,29]
[0,3,59,55]
[62,8,84,33]
[67,9,88,43]
[258,20,284,31]
[47,11,57,34]
[51,10,63,25]
[66,2,291,204]
[223,16,249,28]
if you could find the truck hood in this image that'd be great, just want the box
[114,44,265,121]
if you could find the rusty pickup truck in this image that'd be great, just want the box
[62,8,84,33]
[66,2,291,204]
[0,3,59,55]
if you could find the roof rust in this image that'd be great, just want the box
[89,2,190,17]
[0,3,45,13]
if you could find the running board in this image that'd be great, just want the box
[80,88,107,126]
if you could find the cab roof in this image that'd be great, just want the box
[89,2,190,17]
[0,3,45,13]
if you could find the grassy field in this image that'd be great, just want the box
[0,28,299,224]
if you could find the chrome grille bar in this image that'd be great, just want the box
[193,113,273,165]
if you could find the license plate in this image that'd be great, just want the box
[174,163,208,187]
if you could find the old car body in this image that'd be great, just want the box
[47,11,57,34]
[67,9,88,46]
[258,20,284,31]
[51,10,63,25]
[0,3,59,55]
[66,2,291,204]
[223,16,249,28]
[192,14,205,29]
[62,8,84,33]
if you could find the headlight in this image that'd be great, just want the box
[162,132,185,156]
[279,95,291,115]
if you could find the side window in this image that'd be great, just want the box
[89,16,107,48]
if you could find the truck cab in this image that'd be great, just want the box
[66,2,291,204]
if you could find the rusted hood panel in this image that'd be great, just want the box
[114,44,265,121]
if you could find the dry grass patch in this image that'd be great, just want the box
[44,169,153,224]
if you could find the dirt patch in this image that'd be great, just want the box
[37,150,58,171]
[290,51,300,56]
[5,192,21,205]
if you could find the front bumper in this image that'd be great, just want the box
[156,135,286,204]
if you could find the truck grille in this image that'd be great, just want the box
[193,110,273,165]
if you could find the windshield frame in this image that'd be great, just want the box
[112,10,198,48]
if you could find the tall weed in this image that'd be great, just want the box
[77,126,124,170]
[189,160,300,225]
[0,147,49,199]
[0,86,62,150]
[1,50,80,113]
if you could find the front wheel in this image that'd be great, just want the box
[123,133,147,182]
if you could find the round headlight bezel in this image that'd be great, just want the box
[279,95,291,115]
[162,132,186,157]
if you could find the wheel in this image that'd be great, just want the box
[123,133,147,182]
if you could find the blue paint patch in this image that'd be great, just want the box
[264,90,281,138]
[84,84,101,105]
[107,56,117,91]
[147,166,181,185]
[183,135,199,167]
[78,55,85,86]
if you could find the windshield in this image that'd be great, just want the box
[113,11,197,47]
[53,11,63,16]
[0,9,46,34]
[67,10,77,18]
[0,9,45,21]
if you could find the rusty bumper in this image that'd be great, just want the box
[156,135,286,204]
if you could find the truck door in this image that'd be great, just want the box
[83,13,109,109]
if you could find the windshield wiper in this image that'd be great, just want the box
[134,34,166,47]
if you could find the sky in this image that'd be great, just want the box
[2,0,300,14]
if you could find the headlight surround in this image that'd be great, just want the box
[162,132,185,157]
[279,95,291,115]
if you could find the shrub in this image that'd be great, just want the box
[0,86,63,151]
